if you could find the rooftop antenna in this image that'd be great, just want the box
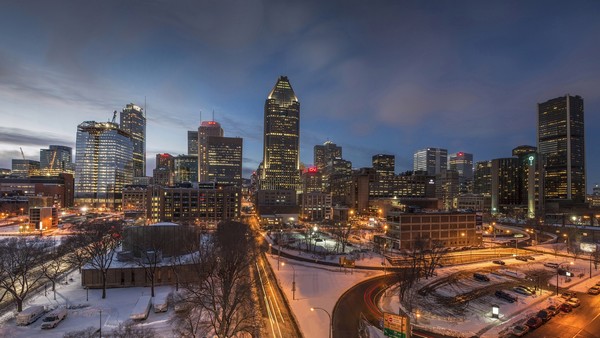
[212,109,215,122]
[200,110,202,124]
[144,96,147,118]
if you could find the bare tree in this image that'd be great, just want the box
[0,237,49,312]
[183,221,258,337]
[63,326,97,338]
[41,238,69,300]
[422,240,448,278]
[109,321,157,338]
[331,221,354,254]
[70,221,123,299]
[129,229,167,297]
[170,304,210,338]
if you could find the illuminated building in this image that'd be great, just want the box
[74,121,133,208]
[120,103,146,178]
[153,153,174,187]
[0,173,74,208]
[259,76,300,192]
[371,154,395,198]
[448,152,473,194]
[11,159,40,178]
[490,158,520,213]
[299,192,332,221]
[413,148,447,176]
[537,94,585,203]
[187,130,198,156]
[473,161,492,196]
[197,120,242,186]
[512,145,544,218]
[40,145,74,176]
[314,141,342,170]
[301,166,323,194]
[173,155,198,183]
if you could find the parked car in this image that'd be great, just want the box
[473,273,490,282]
[515,256,528,262]
[588,286,600,295]
[536,309,552,322]
[559,303,573,312]
[513,286,533,296]
[511,324,530,337]
[41,308,67,329]
[492,260,506,265]
[518,285,536,294]
[566,297,580,308]
[560,291,576,299]
[525,316,543,329]
[595,281,600,287]
[546,305,559,316]
[544,262,559,269]
[495,290,516,303]
[523,255,535,260]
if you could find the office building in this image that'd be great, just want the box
[40,145,74,176]
[512,145,544,218]
[259,76,300,192]
[198,120,223,181]
[449,152,473,194]
[120,103,146,178]
[299,192,332,221]
[0,173,74,208]
[75,121,133,208]
[11,159,40,178]
[537,94,585,203]
[371,154,395,198]
[188,130,198,156]
[197,120,242,186]
[473,161,492,196]
[153,153,174,187]
[490,158,520,213]
[314,141,342,170]
[413,148,448,176]
[174,155,198,183]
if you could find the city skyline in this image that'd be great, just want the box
[1,1,600,191]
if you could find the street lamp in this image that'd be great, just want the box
[492,304,499,319]
[556,261,574,296]
[282,262,296,300]
[311,307,332,338]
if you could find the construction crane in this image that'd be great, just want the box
[48,151,57,175]
[111,110,117,123]
[20,147,25,160]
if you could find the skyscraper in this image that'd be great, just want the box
[449,152,474,194]
[187,130,199,156]
[413,148,448,176]
[75,121,133,208]
[205,135,243,186]
[314,141,342,169]
[259,76,300,191]
[40,145,74,176]
[537,94,585,203]
[198,120,224,182]
[120,103,146,178]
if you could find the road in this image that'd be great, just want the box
[332,274,454,338]
[244,215,303,338]
[527,291,600,338]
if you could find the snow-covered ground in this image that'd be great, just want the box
[0,271,177,338]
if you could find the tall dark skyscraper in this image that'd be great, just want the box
[537,94,585,203]
[413,148,448,176]
[187,130,199,156]
[197,120,243,186]
[314,141,342,169]
[259,76,300,191]
[198,120,224,182]
[120,103,146,178]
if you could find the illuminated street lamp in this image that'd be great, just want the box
[310,307,332,338]
[282,262,296,300]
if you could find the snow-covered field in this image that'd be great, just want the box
[0,272,177,338]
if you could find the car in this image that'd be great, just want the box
[588,286,600,295]
[495,290,516,303]
[515,256,528,262]
[511,324,530,337]
[525,316,543,329]
[518,285,536,294]
[536,309,552,322]
[513,286,533,296]
[473,273,490,282]
[566,297,580,308]
[561,291,576,299]
[546,305,559,316]
[523,255,535,260]
[493,260,506,265]
[595,281,600,287]
[544,262,559,269]
[559,302,573,312]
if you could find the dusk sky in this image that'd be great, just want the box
[1,0,599,191]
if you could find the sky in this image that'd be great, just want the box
[1,0,599,191]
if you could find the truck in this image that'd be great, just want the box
[41,307,68,329]
[130,295,152,320]
[16,305,45,326]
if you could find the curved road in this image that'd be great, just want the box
[333,274,454,338]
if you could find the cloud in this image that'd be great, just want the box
[0,127,73,148]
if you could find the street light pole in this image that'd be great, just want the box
[556,261,574,296]
[311,307,332,338]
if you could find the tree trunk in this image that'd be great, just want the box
[102,270,107,299]
[16,298,23,312]
[151,277,155,297]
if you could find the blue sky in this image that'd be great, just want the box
[1,0,599,191]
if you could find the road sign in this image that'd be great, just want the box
[383,312,410,338]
